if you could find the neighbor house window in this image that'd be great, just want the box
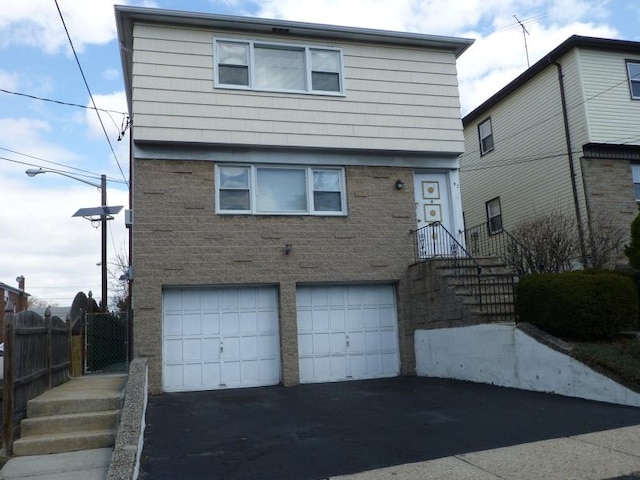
[215,39,343,94]
[216,165,346,215]
[478,118,494,155]
[632,164,640,201]
[627,61,640,99]
[486,197,502,234]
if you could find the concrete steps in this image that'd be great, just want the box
[12,374,126,456]
[431,256,518,323]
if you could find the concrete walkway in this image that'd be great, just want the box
[0,448,111,480]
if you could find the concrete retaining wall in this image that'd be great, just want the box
[415,324,640,407]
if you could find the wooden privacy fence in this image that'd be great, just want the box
[2,301,70,454]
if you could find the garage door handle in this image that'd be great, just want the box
[220,345,224,353]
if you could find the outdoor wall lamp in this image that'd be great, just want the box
[395,179,405,190]
[284,244,292,255]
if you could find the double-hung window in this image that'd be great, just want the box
[478,117,494,155]
[216,165,346,215]
[627,61,640,100]
[486,197,503,235]
[215,39,343,94]
[632,164,640,201]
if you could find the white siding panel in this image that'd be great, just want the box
[579,49,640,145]
[131,23,465,153]
[461,59,584,230]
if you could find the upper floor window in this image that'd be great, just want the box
[215,39,343,95]
[486,197,502,234]
[478,117,494,155]
[627,61,640,100]
[216,165,347,215]
[632,164,640,201]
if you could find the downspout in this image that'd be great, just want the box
[553,61,588,267]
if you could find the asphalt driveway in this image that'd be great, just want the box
[139,377,640,480]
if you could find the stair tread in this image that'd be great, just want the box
[23,409,120,421]
[15,429,115,442]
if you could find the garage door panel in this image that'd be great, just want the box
[241,312,257,334]
[183,364,202,386]
[184,338,202,361]
[182,290,202,311]
[259,334,279,357]
[163,313,183,336]
[240,336,258,359]
[312,310,329,330]
[203,338,220,361]
[329,310,345,330]
[331,333,347,354]
[298,334,313,356]
[297,285,399,384]
[297,311,312,332]
[163,286,280,392]
[347,309,364,330]
[222,312,240,335]
[183,314,202,336]
[203,363,221,385]
[314,333,331,355]
[164,339,183,363]
[203,313,220,334]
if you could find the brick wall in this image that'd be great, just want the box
[581,153,639,266]
[132,159,417,392]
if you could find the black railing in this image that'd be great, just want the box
[464,222,535,276]
[412,221,485,305]
[412,222,517,321]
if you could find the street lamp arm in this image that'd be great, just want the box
[25,168,101,189]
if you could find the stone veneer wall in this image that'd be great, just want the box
[581,146,640,266]
[132,159,417,393]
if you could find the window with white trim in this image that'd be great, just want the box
[486,197,503,234]
[216,165,347,215]
[215,39,343,94]
[627,61,640,100]
[478,118,494,155]
[632,164,640,201]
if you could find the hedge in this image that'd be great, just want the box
[515,270,638,340]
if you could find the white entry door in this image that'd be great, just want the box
[413,173,454,259]
[162,286,280,392]
[297,285,399,383]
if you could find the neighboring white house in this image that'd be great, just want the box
[460,35,640,266]
[115,5,473,393]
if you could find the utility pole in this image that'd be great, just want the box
[101,174,107,312]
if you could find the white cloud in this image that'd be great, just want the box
[0,70,18,90]
[0,0,133,54]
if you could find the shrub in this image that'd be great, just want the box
[516,270,638,340]
[625,212,640,269]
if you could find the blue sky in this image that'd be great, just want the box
[0,0,638,306]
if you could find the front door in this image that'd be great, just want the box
[413,173,454,258]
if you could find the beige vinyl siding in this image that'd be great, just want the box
[578,48,640,146]
[460,59,585,231]
[131,23,465,153]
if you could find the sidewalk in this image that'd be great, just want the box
[333,425,640,479]
[0,448,111,480]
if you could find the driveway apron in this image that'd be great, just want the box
[139,377,640,480]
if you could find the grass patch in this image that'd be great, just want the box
[573,338,640,393]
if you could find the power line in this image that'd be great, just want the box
[53,0,130,189]
[0,88,127,116]
[1,146,100,177]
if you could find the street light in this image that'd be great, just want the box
[25,168,122,311]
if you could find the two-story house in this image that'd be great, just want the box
[115,6,473,393]
[460,36,640,267]
[0,279,29,342]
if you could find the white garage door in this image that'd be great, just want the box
[163,286,280,392]
[297,285,399,383]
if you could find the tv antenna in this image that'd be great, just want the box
[513,14,531,68]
